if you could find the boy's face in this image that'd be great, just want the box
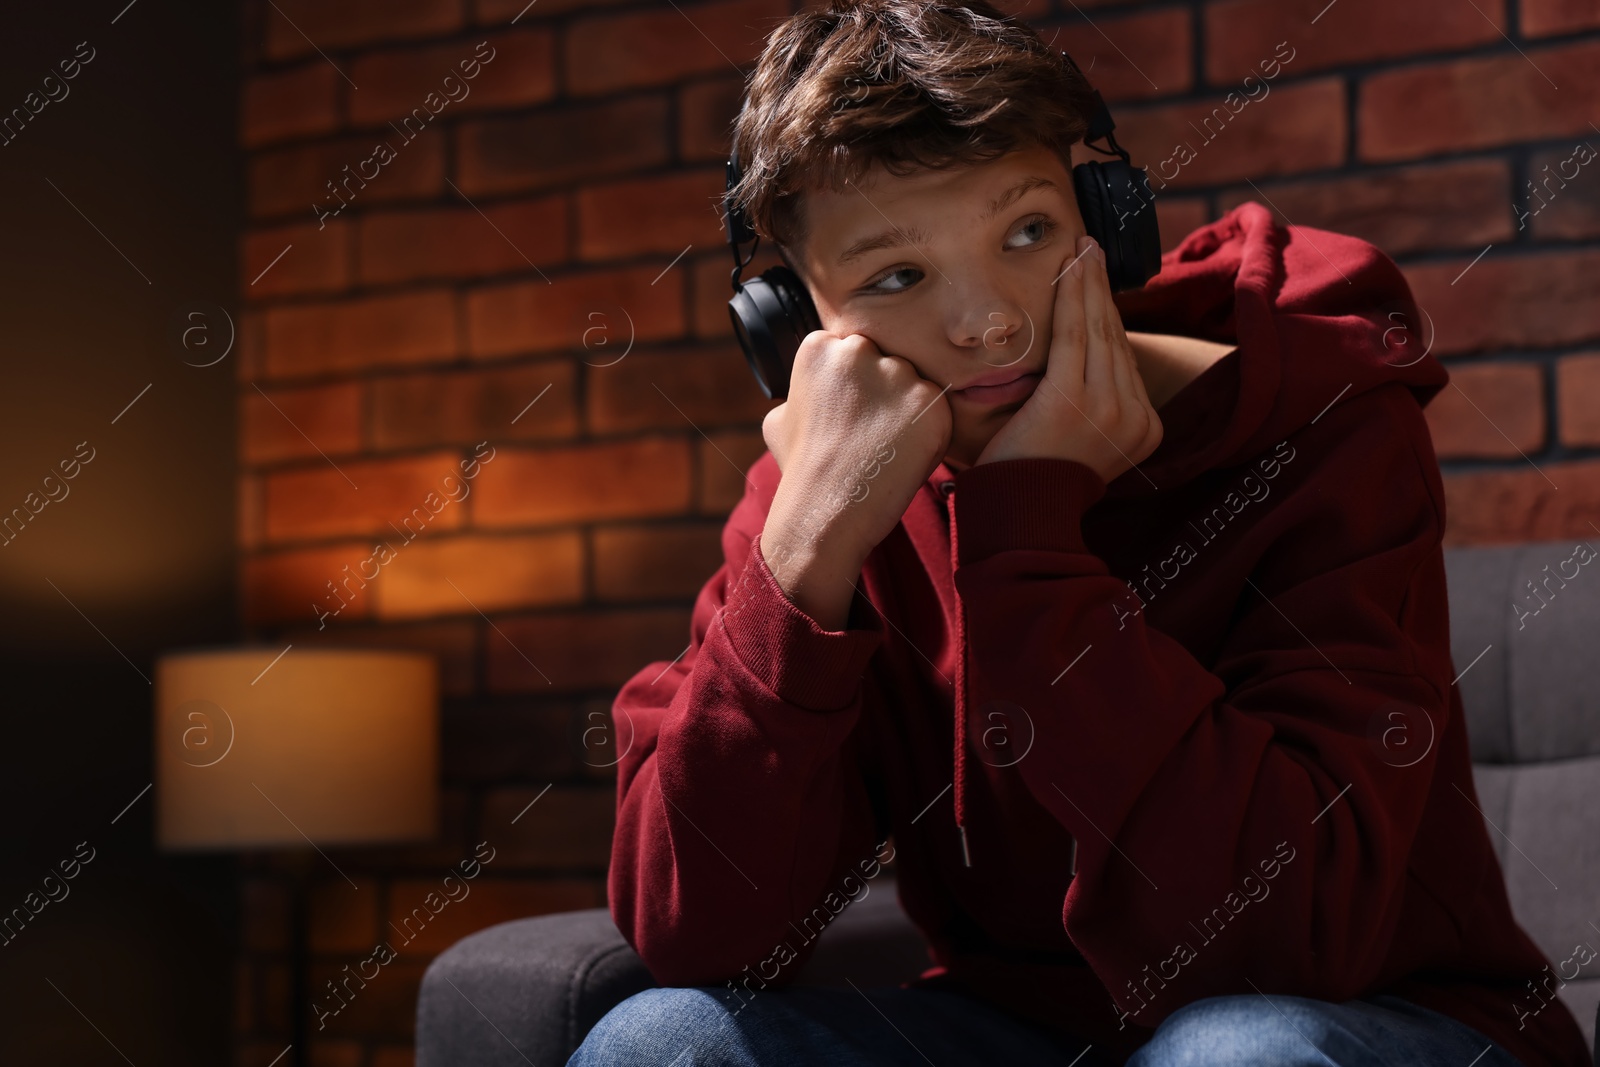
[784,143,1089,471]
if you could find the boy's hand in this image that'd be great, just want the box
[974,235,1163,482]
[758,331,952,627]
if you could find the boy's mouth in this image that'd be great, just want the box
[955,372,1042,406]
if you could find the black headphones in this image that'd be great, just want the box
[723,50,1162,400]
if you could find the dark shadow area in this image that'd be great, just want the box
[0,1,241,1062]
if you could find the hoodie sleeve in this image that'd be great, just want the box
[949,383,1452,1024]
[606,452,888,988]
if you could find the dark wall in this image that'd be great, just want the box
[0,1,240,1063]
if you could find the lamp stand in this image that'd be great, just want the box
[284,849,315,1067]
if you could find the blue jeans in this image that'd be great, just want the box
[565,984,1527,1066]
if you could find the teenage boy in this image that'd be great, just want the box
[570,2,1591,1065]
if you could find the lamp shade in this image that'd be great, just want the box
[154,647,439,851]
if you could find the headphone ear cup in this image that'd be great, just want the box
[727,264,819,400]
[1072,158,1163,292]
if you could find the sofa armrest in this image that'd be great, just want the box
[416,878,930,1065]
[415,907,654,1067]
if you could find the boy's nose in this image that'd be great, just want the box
[952,306,1033,365]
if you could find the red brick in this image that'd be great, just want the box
[242,220,353,297]
[358,195,568,285]
[372,363,578,450]
[1207,0,1504,82]
[243,542,378,626]
[697,430,766,515]
[1402,250,1600,356]
[1526,143,1600,240]
[474,438,693,527]
[238,307,267,380]
[241,64,339,148]
[308,883,390,953]
[263,451,467,543]
[1215,160,1514,257]
[466,266,686,359]
[260,962,291,1033]
[1117,77,1347,191]
[480,787,616,866]
[272,620,478,698]
[308,1042,364,1067]
[587,345,771,434]
[386,877,602,955]
[593,522,726,601]
[679,76,745,163]
[576,695,625,784]
[240,1042,298,1067]
[1154,195,1210,252]
[242,879,291,953]
[1557,353,1600,447]
[576,168,727,261]
[262,290,457,378]
[1522,0,1600,37]
[1360,42,1600,162]
[1441,460,1600,546]
[235,960,254,1033]
[995,0,1050,15]
[1422,362,1545,458]
[263,0,463,60]
[240,472,264,552]
[906,0,1049,16]
[441,697,582,782]
[456,96,670,197]
[790,0,1048,21]
[477,0,632,17]
[487,608,690,693]
[563,0,788,97]
[250,130,446,219]
[372,532,584,620]
[347,31,556,126]
[242,380,363,466]
[1044,7,1192,102]
[310,877,380,953]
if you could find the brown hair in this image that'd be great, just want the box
[727,0,1099,263]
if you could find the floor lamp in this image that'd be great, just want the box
[154,647,439,1067]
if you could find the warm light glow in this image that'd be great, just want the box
[154,647,439,850]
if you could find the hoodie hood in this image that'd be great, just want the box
[943,200,1452,865]
[1107,200,1449,495]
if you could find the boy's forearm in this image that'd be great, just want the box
[609,498,886,988]
[758,521,865,632]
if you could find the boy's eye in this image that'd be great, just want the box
[859,214,1059,294]
[1005,213,1058,249]
[865,267,923,293]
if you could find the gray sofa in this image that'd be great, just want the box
[416,539,1600,1066]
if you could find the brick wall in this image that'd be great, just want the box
[233,0,1600,1062]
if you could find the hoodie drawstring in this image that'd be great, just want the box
[944,478,973,868]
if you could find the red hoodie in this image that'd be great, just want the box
[605,202,1591,1067]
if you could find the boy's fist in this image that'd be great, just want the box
[759,330,952,616]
